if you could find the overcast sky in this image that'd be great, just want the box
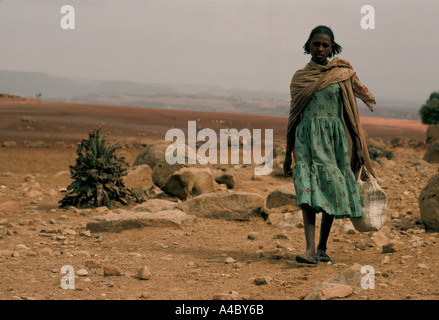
[0,0,438,103]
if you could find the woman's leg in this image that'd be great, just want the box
[295,204,318,264]
[316,210,334,261]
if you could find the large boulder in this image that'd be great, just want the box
[419,173,439,231]
[423,141,439,163]
[181,191,268,221]
[265,183,297,209]
[124,164,153,189]
[133,142,170,168]
[152,160,188,188]
[161,167,215,200]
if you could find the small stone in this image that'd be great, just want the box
[85,259,102,268]
[381,255,391,264]
[129,252,142,258]
[104,265,122,276]
[76,269,88,276]
[15,244,30,251]
[274,233,290,240]
[137,266,152,280]
[80,230,91,237]
[74,251,91,259]
[254,276,272,285]
[64,229,76,235]
[247,232,258,240]
[225,257,236,264]
[418,263,430,270]
[382,243,397,253]
[38,247,54,257]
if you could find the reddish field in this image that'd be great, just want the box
[0,100,428,145]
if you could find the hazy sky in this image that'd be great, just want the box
[0,0,438,103]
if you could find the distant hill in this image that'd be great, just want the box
[0,70,423,120]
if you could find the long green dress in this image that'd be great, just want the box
[292,83,362,219]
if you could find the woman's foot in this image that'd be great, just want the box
[295,254,318,264]
[315,249,331,262]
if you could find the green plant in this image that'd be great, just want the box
[59,128,134,208]
[420,91,439,125]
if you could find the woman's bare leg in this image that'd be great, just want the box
[301,204,316,257]
[316,210,334,261]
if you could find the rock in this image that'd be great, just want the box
[248,232,258,240]
[214,168,239,189]
[15,244,30,251]
[423,141,439,163]
[254,276,272,285]
[0,201,24,214]
[80,230,91,237]
[124,164,153,189]
[265,184,297,209]
[426,124,439,143]
[417,263,430,270]
[354,239,368,250]
[86,209,196,233]
[161,167,215,200]
[213,291,249,300]
[76,269,88,276]
[319,283,354,300]
[85,259,102,268]
[131,199,179,213]
[104,265,122,276]
[382,243,397,253]
[133,142,170,168]
[0,250,13,257]
[225,257,236,264]
[2,141,17,148]
[419,173,439,231]
[74,251,92,259]
[381,255,391,264]
[304,264,361,300]
[152,160,187,188]
[368,230,389,247]
[181,191,268,221]
[137,266,152,280]
[37,248,54,257]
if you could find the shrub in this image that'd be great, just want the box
[59,128,134,208]
[420,91,439,125]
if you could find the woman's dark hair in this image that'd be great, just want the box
[303,25,342,58]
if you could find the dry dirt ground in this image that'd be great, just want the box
[0,100,437,301]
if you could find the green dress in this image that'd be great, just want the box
[292,83,362,219]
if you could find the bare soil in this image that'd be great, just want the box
[0,100,437,301]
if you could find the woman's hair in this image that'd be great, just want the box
[303,25,342,58]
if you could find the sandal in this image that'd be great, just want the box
[295,254,318,264]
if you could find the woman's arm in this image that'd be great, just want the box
[345,120,365,169]
[283,123,297,176]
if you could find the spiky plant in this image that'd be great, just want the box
[59,128,133,208]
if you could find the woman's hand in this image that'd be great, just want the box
[283,152,294,176]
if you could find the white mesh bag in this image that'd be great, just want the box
[351,166,388,232]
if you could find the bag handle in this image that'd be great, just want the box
[356,165,372,182]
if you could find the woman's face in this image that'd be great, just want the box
[309,33,333,65]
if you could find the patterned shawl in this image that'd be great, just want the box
[287,57,376,176]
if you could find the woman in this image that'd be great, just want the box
[283,25,376,264]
